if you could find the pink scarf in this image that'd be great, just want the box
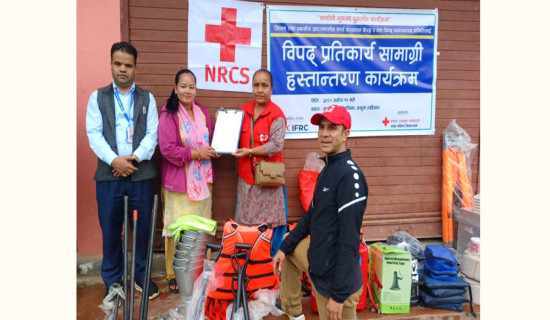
[177,102,213,201]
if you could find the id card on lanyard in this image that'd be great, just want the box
[114,89,135,143]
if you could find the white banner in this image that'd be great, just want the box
[188,0,264,93]
[267,5,438,138]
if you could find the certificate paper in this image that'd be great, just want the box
[211,110,244,154]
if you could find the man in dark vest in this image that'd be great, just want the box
[86,41,159,300]
[274,105,368,320]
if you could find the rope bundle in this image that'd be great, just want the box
[460,272,480,305]
[461,248,480,281]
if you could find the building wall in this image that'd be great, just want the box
[76,0,121,254]
[77,0,480,254]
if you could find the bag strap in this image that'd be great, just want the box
[467,284,477,317]
[250,119,254,148]
[249,117,256,176]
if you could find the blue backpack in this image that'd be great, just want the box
[424,245,458,281]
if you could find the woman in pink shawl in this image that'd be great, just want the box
[158,69,218,293]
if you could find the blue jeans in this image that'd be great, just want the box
[270,185,289,256]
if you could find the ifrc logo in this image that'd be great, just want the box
[205,8,251,62]
[286,124,309,132]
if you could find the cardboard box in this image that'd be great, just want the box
[454,208,480,254]
[369,243,412,314]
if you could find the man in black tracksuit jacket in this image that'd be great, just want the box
[274,105,368,320]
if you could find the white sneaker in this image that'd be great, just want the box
[275,301,305,320]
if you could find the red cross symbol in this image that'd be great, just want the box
[205,8,252,62]
[382,117,390,126]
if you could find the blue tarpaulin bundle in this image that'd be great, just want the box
[420,274,477,317]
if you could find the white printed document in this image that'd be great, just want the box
[211,110,244,154]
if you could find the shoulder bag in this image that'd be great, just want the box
[250,119,285,187]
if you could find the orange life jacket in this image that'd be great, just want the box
[207,220,279,300]
[204,298,231,320]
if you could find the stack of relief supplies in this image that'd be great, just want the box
[419,245,477,317]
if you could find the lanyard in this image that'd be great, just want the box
[114,88,134,124]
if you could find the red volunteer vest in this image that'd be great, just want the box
[237,100,286,185]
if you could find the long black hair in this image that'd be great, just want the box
[166,68,197,114]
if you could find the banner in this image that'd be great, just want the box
[267,6,438,138]
[189,0,264,93]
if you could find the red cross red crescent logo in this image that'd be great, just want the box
[205,7,252,62]
[260,134,269,142]
[326,105,335,112]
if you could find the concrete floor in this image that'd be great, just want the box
[77,253,480,320]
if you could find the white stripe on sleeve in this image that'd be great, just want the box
[338,196,367,213]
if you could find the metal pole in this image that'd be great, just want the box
[123,196,129,320]
[139,194,158,320]
[112,295,120,320]
[236,245,251,320]
[194,243,220,320]
[129,210,138,320]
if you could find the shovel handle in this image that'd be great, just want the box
[235,243,251,250]
[206,243,221,251]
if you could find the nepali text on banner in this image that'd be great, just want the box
[267,6,438,138]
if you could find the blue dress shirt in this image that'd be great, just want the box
[86,82,159,166]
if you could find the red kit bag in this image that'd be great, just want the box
[299,170,319,212]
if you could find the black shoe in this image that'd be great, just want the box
[168,278,179,294]
[135,279,160,300]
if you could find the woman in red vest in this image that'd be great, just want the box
[233,69,287,256]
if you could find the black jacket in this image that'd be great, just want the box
[279,149,368,303]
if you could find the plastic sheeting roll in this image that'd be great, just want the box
[461,249,480,281]
[460,272,480,305]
